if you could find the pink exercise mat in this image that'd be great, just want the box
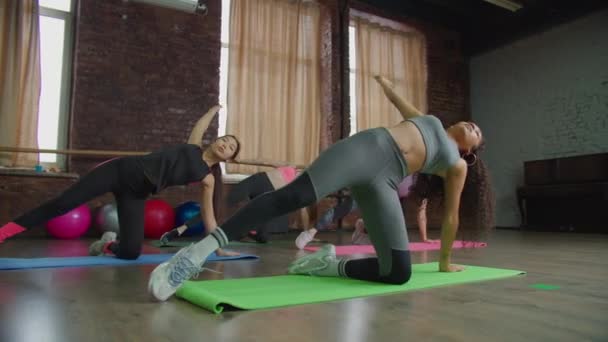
[304,241,487,255]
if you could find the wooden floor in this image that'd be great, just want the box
[1,229,607,342]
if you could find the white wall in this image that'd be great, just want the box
[470,10,608,227]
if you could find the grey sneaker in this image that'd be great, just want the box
[148,244,203,301]
[88,232,117,256]
[288,244,336,275]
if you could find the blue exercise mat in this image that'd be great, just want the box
[0,252,259,270]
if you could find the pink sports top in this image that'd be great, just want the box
[277,166,297,183]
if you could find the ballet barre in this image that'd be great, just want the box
[0,146,307,169]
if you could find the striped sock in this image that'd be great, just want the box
[191,227,228,261]
[311,258,350,277]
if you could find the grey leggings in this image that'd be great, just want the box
[310,128,411,283]
[220,128,412,284]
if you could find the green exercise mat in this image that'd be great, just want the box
[176,263,525,313]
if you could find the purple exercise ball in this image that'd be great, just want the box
[397,175,414,199]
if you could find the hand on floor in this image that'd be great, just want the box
[439,264,465,272]
[159,229,180,246]
[422,239,440,243]
[216,249,240,257]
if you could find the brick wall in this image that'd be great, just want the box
[318,0,347,148]
[69,0,222,174]
[538,92,607,158]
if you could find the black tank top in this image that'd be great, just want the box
[136,144,210,193]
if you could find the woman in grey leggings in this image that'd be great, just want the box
[148,75,487,301]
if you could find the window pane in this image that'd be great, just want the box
[218,46,229,174]
[349,71,357,135]
[219,0,230,174]
[219,46,229,138]
[221,0,231,44]
[39,0,71,12]
[349,25,357,135]
[349,25,356,70]
[38,16,66,163]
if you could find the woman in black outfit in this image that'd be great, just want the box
[0,105,241,260]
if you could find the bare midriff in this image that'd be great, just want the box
[265,168,289,190]
[387,121,427,175]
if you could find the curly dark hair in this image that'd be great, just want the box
[410,146,495,242]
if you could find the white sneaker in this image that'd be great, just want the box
[295,229,317,250]
[352,219,371,245]
[88,232,117,256]
[288,244,336,275]
[148,244,203,301]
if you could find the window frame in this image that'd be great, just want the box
[38,1,75,169]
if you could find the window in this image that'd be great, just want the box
[348,25,357,135]
[219,0,231,175]
[38,0,74,165]
[219,0,231,138]
[348,15,427,134]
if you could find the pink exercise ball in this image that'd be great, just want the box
[144,199,175,239]
[397,175,414,199]
[45,204,92,239]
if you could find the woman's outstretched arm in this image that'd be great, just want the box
[187,105,222,147]
[374,75,423,120]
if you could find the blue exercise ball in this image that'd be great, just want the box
[175,201,205,236]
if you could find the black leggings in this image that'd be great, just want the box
[344,249,411,285]
[226,172,275,206]
[184,172,276,241]
[220,173,411,284]
[14,158,153,260]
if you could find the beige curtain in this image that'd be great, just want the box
[355,18,427,131]
[226,0,321,174]
[0,0,41,167]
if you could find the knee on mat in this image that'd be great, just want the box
[382,249,412,285]
[383,265,412,285]
[117,247,141,260]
